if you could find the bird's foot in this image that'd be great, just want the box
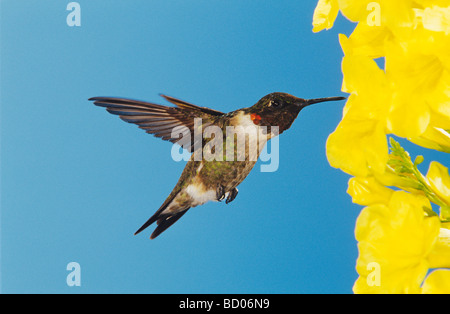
[217,185,239,204]
[226,188,238,204]
[216,184,226,202]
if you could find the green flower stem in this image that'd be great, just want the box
[389,138,450,221]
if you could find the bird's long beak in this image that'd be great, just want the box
[303,96,346,107]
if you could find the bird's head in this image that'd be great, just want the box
[247,92,346,135]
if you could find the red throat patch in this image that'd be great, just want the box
[250,113,262,125]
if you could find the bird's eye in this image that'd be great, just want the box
[271,101,281,107]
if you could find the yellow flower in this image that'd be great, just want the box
[335,0,372,23]
[372,165,423,194]
[414,5,450,34]
[427,226,450,269]
[421,269,450,294]
[353,191,440,294]
[384,6,450,141]
[337,0,415,34]
[426,161,450,206]
[347,176,393,206]
[314,0,450,148]
[313,0,450,294]
[384,39,447,138]
[409,126,450,153]
[312,0,339,33]
[426,161,450,220]
[326,53,389,177]
[326,113,387,177]
[339,21,389,58]
[413,69,450,152]
[313,0,450,37]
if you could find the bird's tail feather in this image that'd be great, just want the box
[150,209,190,239]
[134,191,190,239]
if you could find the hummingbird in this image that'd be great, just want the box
[90,93,345,239]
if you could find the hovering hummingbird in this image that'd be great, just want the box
[90,93,345,239]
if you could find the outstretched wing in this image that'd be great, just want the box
[89,95,224,152]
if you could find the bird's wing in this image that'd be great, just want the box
[90,95,224,152]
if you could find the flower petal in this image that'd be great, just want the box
[327,117,387,177]
[426,161,450,205]
[347,176,393,206]
[312,0,340,32]
[421,269,450,294]
[337,0,371,22]
[340,21,390,58]
[427,227,450,269]
[353,191,440,294]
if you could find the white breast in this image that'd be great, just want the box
[185,184,217,206]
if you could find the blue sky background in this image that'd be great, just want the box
[2,0,448,294]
